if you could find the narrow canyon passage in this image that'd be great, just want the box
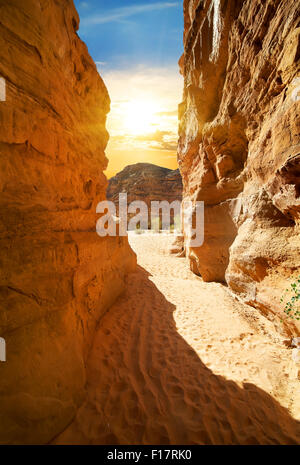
[54,235,300,445]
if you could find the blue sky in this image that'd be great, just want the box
[73,1,183,176]
[73,0,183,70]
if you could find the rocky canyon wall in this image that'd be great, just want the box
[0,0,136,444]
[179,0,300,334]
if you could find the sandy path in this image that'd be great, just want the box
[54,234,300,444]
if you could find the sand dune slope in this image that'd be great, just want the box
[54,234,300,444]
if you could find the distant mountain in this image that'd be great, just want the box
[107,163,182,227]
[107,163,182,204]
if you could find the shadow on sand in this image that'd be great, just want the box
[54,265,300,445]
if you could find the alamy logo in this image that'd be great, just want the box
[96,194,205,247]
[0,77,6,101]
[0,337,6,362]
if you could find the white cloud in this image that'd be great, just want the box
[100,65,182,152]
[81,2,180,26]
[101,64,182,113]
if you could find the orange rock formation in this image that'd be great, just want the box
[0,0,135,444]
[178,0,300,334]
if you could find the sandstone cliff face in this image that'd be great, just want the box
[179,0,300,334]
[0,0,136,444]
[107,163,182,227]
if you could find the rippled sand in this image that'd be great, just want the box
[54,234,300,444]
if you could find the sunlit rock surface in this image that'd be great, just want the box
[178,0,300,334]
[0,0,136,444]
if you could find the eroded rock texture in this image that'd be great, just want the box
[179,0,300,333]
[0,0,136,444]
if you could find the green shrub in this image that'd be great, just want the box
[280,275,300,320]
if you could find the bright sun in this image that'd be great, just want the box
[123,100,159,135]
